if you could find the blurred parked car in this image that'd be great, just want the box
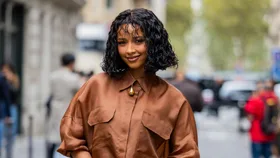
[197,77,216,107]
[202,89,214,106]
[219,80,256,132]
[219,80,256,106]
[274,83,280,99]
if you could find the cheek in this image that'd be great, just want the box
[118,47,126,57]
[138,45,147,54]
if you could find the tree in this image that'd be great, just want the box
[207,31,235,70]
[166,0,192,68]
[203,0,270,70]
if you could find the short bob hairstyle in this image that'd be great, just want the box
[101,8,178,77]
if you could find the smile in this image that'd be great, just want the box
[126,55,140,62]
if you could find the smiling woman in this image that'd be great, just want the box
[102,8,178,78]
[57,8,200,158]
[117,24,148,78]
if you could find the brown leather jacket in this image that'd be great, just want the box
[58,72,200,158]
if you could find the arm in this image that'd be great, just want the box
[57,83,91,158]
[0,76,11,118]
[72,151,91,158]
[168,101,200,158]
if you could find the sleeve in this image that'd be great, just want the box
[0,77,11,117]
[168,101,200,158]
[57,83,89,157]
[244,99,257,115]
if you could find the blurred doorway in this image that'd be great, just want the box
[0,0,24,134]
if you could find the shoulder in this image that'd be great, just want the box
[246,97,260,106]
[77,72,112,100]
[166,81,186,101]
[153,77,187,108]
[86,72,111,86]
[264,93,278,106]
[50,69,61,80]
[149,77,191,128]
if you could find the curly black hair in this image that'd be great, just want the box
[101,8,178,77]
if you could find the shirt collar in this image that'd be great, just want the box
[117,71,156,93]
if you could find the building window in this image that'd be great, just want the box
[106,0,113,9]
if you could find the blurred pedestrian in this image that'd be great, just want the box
[0,71,12,158]
[57,8,199,158]
[170,71,203,112]
[46,53,84,158]
[245,80,278,158]
[210,78,224,117]
[1,63,20,158]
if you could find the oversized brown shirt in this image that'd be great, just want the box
[58,72,199,158]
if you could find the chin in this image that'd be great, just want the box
[128,66,141,70]
[126,64,143,70]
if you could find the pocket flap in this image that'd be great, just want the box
[141,111,173,140]
[87,107,115,126]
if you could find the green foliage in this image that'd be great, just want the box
[207,31,235,70]
[166,0,192,67]
[166,0,192,36]
[203,0,269,37]
[246,38,269,71]
[203,0,270,71]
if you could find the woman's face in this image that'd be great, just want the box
[2,65,11,76]
[117,24,147,72]
[1,65,15,81]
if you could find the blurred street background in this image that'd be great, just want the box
[1,0,280,158]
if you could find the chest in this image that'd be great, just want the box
[85,88,176,157]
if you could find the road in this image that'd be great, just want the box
[197,106,251,158]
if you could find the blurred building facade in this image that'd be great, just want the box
[0,0,85,134]
[268,0,280,47]
[82,0,167,24]
[186,0,213,77]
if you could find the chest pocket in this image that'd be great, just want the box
[142,111,173,140]
[87,107,115,126]
[136,111,173,157]
[87,107,116,150]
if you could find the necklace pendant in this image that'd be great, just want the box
[129,86,135,96]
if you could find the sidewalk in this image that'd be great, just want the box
[13,135,46,158]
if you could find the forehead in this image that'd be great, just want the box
[117,24,144,37]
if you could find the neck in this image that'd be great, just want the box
[64,66,73,71]
[129,68,145,79]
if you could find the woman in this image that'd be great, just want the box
[0,71,11,158]
[1,63,20,158]
[58,8,199,158]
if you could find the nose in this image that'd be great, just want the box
[126,42,135,54]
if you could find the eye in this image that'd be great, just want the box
[135,38,145,44]
[117,41,126,45]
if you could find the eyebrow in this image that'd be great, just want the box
[133,36,144,38]
[117,38,127,40]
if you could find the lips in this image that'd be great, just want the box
[126,55,140,62]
